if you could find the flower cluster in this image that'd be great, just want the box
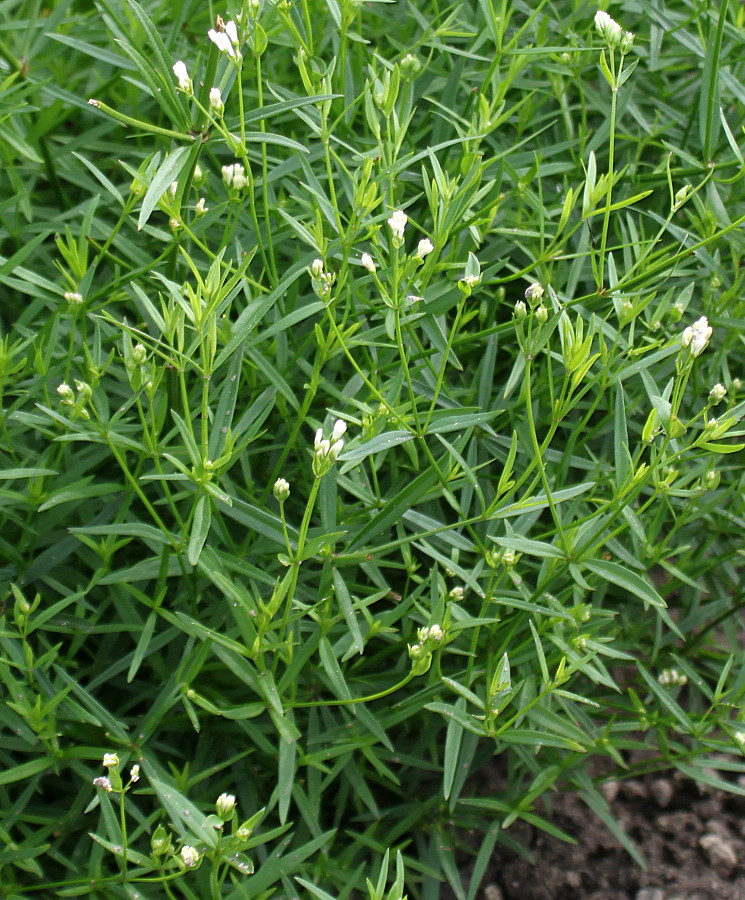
[658,668,688,687]
[222,163,247,191]
[208,18,240,58]
[594,10,634,53]
[681,316,713,358]
[308,258,335,301]
[408,623,445,674]
[172,60,192,94]
[312,419,346,476]
[273,477,290,502]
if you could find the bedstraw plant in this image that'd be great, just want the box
[1,0,745,897]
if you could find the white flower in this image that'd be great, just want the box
[387,210,407,248]
[524,282,544,304]
[332,419,347,441]
[361,252,376,274]
[594,10,623,49]
[734,732,745,749]
[681,316,712,358]
[619,30,634,54]
[415,238,434,259]
[208,25,236,56]
[195,197,208,216]
[222,163,247,190]
[180,845,199,868]
[216,793,236,819]
[273,477,290,502]
[709,383,727,404]
[209,87,224,115]
[57,383,74,404]
[103,753,119,768]
[93,776,112,792]
[658,668,687,686]
[310,259,324,278]
[172,60,192,93]
[129,764,140,783]
[63,291,83,305]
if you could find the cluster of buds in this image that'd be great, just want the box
[681,315,713,358]
[57,380,92,419]
[658,668,688,687]
[448,586,465,601]
[180,845,200,868]
[594,10,634,53]
[399,53,422,80]
[172,60,193,95]
[92,752,141,793]
[308,258,335,301]
[216,792,236,821]
[208,17,240,58]
[63,291,83,306]
[273,477,290,502]
[408,623,444,675]
[312,419,346,477]
[388,210,407,249]
[222,163,247,191]
[709,383,727,405]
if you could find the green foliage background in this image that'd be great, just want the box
[1,0,745,897]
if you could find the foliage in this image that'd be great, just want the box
[1,0,745,897]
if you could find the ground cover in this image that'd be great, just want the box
[1,0,745,897]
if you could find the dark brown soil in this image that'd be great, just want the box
[480,769,745,900]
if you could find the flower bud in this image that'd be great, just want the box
[273,477,290,502]
[709,383,726,404]
[64,291,83,305]
[513,300,527,321]
[361,252,376,274]
[216,793,236,820]
[414,238,434,260]
[172,60,192,94]
[180,845,199,868]
[209,87,224,116]
[387,210,407,249]
[524,282,544,306]
[535,304,549,325]
[103,753,119,768]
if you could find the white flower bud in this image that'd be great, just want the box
[387,210,407,248]
[209,87,224,115]
[216,793,236,820]
[709,383,726,404]
[195,197,208,216]
[129,764,140,783]
[103,753,119,768]
[331,419,347,441]
[273,477,290,502]
[361,252,376,273]
[180,845,199,868]
[64,291,84,305]
[172,60,192,94]
[415,238,434,259]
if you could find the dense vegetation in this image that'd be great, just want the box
[1,0,745,896]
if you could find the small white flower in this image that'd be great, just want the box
[209,87,224,115]
[273,477,290,502]
[93,776,113,792]
[658,668,687,686]
[216,793,236,819]
[57,383,74,404]
[224,20,239,46]
[208,25,236,56]
[709,383,727,404]
[524,282,544,304]
[415,238,434,259]
[594,10,623,49]
[734,732,745,749]
[619,30,634,54]
[387,209,407,248]
[193,163,205,184]
[314,427,324,450]
[460,274,480,287]
[222,163,247,190]
[513,300,527,320]
[310,259,324,278]
[103,753,119,768]
[180,845,199,868]
[195,197,208,216]
[129,764,140,783]
[172,60,192,94]
[361,252,376,274]
[63,291,83,305]
[681,316,712,358]
[331,419,347,442]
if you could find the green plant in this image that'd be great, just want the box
[1,0,745,897]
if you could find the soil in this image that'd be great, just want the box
[478,767,745,900]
